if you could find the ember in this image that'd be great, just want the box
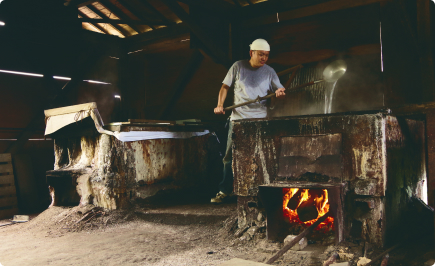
[283,188,334,233]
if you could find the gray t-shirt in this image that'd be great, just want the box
[223,60,283,121]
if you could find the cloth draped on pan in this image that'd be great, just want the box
[44,102,209,142]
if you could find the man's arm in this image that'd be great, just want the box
[214,84,230,114]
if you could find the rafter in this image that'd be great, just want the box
[77,17,163,25]
[78,10,112,35]
[111,0,156,30]
[86,4,134,36]
[126,22,188,45]
[94,0,144,33]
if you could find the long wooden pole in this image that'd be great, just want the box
[223,80,322,111]
[266,211,331,264]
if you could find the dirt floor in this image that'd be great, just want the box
[0,199,434,266]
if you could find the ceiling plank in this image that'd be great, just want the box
[161,0,231,68]
[86,4,134,36]
[78,10,113,35]
[242,0,388,28]
[78,17,164,25]
[65,0,98,8]
[96,0,144,33]
[158,49,204,119]
[126,23,189,53]
[126,22,188,43]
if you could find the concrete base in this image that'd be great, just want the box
[218,258,269,266]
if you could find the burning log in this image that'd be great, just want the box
[286,189,303,210]
[297,195,319,222]
[266,211,331,265]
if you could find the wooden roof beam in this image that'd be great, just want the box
[86,4,134,36]
[107,0,156,30]
[161,0,231,68]
[93,0,144,33]
[78,10,112,35]
[77,17,165,25]
[126,22,188,44]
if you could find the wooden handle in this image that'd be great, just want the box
[223,80,322,111]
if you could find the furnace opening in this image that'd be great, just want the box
[282,188,334,239]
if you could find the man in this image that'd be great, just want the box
[211,38,286,203]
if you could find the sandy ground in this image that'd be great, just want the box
[0,200,434,266]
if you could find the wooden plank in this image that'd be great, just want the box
[78,11,112,36]
[126,23,188,43]
[242,0,387,28]
[0,175,14,185]
[0,208,19,220]
[99,0,149,31]
[0,154,11,163]
[0,197,17,208]
[86,4,135,36]
[0,186,16,197]
[78,17,159,25]
[0,164,13,174]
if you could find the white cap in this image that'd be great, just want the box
[249,39,270,51]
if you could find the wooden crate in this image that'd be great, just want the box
[0,153,18,219]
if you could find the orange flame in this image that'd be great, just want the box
[283,188,334,232]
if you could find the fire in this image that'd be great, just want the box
[283,188,334,232]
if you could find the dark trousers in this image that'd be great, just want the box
[219,121,233,195]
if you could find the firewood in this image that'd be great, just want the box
[323,252,339,266]
[266,211,331,264]
[287,189,304,210]
[297,200,319,222]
